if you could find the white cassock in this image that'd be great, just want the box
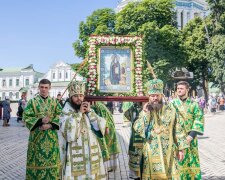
[59,102,107,180]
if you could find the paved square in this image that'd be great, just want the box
[0,111,225,179]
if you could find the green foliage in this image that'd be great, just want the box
[71,0,189,97]
[182,17,209,78]
[207,0,225,21]
[115,0,185,83]
[115,0,176,34]
[180,0,225,95]
[203,0,225,93]
[207,0,225,34]
[183,18,207,62]
[207,35,225,92]
[71,62,89,79]
[181,17,214,99]
[138,22,186,82]
[73,8,116,59]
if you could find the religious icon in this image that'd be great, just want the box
[110,54,121,85]
[98,47,133,93]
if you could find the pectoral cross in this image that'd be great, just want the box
[81,128,86,134]
[154,127,161,134]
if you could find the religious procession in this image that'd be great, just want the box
[10,35,202,180]
[2,0,225,179]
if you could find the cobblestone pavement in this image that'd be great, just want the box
[198,111,225,180]
[0,119,28,180]
[0,111,225,180]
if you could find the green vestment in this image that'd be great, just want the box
[91,102,121,171]
[23,95,62,180]
[122,102,134,122]
[171,98,204,180]
[124,102,143,176]
[134,104,189,179]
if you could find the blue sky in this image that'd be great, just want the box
[0,0,118,73]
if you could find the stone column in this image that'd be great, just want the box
[177,10,182,30]
[183,10,189,27]
[190,9,195,20]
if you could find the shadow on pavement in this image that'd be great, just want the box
[0,117,24,127]
[203,176,225,180]
[198,136,210,140]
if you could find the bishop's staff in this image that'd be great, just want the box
[146,60,157,80]
[60,58,88,100]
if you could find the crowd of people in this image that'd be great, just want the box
[123,80,204,180]
[106,93,224,118]
[20,79,120,180]
[0,78,224,179]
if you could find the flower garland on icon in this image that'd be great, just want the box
[87,35,143,96]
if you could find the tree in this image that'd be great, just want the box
[182,17,211,100]
[207,0,225,22]
[207,35,225,93]
[73,8,116,58]
[115,0,176,35]
[139,22,186,82]
[115,0,186,84]
[207,0,225,35]
[72,0,186,91]
[71,62,89,79]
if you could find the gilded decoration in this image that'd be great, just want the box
[87,35,143,96]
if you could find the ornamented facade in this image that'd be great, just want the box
[116,0,209,29]
[30,61,84,98]
[0,61,84,101]
[0,65,43,101]
[175,0,208,29]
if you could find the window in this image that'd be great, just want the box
[9,79,12,86]
[59,72,62,79]
[16,79,19,86]
[2,92,5,99]
[16,92,19,99]
[9,92,13,99]
[194,12,200,17]
[65,72,68,79]
[53,72,55,79]
[2,80,6,87]
[25,79,29,86]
